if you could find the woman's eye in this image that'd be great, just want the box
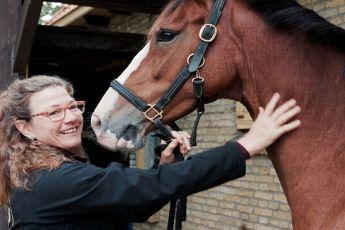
[156,30,177,43]
[48,109,62,117]
[69,104,78,111]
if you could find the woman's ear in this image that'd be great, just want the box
[14,119,35,140]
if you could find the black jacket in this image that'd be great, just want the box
[9,142,247,230]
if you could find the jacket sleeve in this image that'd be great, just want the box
[32,141,246,221]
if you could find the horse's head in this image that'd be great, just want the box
[92,0,243,151]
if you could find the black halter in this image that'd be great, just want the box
[111,0,226,147]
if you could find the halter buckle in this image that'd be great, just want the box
[199,24,217,42]
[143,104,163,122]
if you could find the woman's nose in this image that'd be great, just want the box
[64,109,79,122]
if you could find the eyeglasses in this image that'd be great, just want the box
[30,101,86,122]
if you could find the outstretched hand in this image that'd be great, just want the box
[159,131,191,164]
[237,93,301,156]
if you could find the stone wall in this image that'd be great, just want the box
[105,1,345,229]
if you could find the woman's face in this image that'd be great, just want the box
[27,86,84,152]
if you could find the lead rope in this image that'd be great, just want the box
[153,123,186,230]
[171,69,205,230]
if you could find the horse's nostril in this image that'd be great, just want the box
[122,124,137,141]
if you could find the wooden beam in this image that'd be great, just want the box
[13,0,43,76]
[29,26,146,72]
[47,6,93,26]
[32,26,146,54]
[44,0,168,14]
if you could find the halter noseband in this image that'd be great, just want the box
[110,0,226,146]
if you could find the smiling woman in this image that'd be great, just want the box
[0,76,79,188]
[15,86,85,153]
[0,75,301,230]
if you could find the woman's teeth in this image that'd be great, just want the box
[61,128,77,134]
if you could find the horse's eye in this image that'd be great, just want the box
[156,30,177,43]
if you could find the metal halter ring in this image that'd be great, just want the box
[199,24,217,42]
[187,53,205,69]
[192,70,205,83]
[143,104,163,122]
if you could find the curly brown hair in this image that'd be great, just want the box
[0,75,79,206]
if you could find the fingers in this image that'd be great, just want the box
[161,139,179,159]
[171,131,191,154]
[278,119,301,135]
[271,99,297,120]
[160,131,192,165]
[256,106,264,119]
[267,94,301,137]
[264,93,280,115]
[171,131,183,144]
[275,105,301,126]
[165,139,179,152]
[259,107,264,114]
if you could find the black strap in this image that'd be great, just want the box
[174,198,186,230]
[110,80,148,111]
[167,200,177,230]
[155,67,191,110]
[188,0,226,72]
[154,140,186,230]
[209,0,226,25]
[169,122,182,132]
[153,119,174,140]
[190,78,205,146]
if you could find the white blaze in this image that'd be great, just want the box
[93,41,151,120]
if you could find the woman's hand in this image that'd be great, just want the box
[159,131,191,164]
[237,93,301,156]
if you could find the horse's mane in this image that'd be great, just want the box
[245,0,345,53]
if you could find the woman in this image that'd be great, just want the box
[0,75,300,229]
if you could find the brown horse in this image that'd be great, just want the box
[91,0,345,229]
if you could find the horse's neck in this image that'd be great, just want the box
[229,2,345,228]
[243,32,345,230]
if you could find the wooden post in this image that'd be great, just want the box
[0,0,41,228]
[0,0,21,90]
[13,0,43,76]
[0,0,19,226]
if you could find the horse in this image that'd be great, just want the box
[91,0,345,229]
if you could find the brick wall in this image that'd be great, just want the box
[105,1,345,229]
[107,13,156,34]
[302,0,345,28]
